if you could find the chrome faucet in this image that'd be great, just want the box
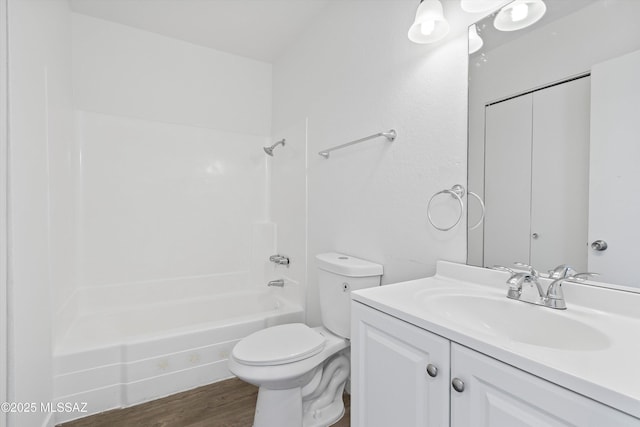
[546,269,599,309]
[494,262,598,310]
[494,263,544,301]
[513,262,545,299]
[269,254,290,266]
[267,279,285,287]
[544,264,577,309]
[506,272,537,299]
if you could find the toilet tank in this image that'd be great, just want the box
[316,253,383,338]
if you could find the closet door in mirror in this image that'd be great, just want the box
[530,77,590,273]
[484,95,532,268]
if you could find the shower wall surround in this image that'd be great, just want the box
[10,7,274,426]
[69,13,273,289]
[74,111,268,286]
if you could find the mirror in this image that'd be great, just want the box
[467,0,640,288]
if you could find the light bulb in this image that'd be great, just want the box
[494,0,546,31]
[510,3,529,22]
[408,0,450,44]
[421,20,436,36]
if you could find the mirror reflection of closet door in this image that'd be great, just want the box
[589,50,640,287]
[484,95,532,269]
[484,77,590,272]
[530,77,590,272]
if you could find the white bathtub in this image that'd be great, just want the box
[53,285,303,424]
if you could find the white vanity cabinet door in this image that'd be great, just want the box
[450,343,639,427]
[351,302,450,427]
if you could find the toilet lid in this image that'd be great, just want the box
[232,323,326,366]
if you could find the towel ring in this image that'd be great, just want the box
[467,191,485,231]
[427,186,464,231]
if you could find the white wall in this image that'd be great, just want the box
[7,0,73,425]
[71,14,274,291]
[273,0,484,325]
[72,13,271,136]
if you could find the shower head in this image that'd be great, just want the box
[263,139,285,156]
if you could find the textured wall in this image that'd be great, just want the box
[272,1,484,325]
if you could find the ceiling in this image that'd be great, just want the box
[69,0,331,63]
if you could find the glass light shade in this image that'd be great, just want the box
[408,0,450,44]
[468,24,483,54]
[460,0,506,13]
[494,0,546,31]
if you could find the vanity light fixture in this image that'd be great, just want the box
[494,0,547,31]
[408,0,450,44]
[468,24,483,54]
[460,0,506,13]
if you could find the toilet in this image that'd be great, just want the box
[228,252,383,427]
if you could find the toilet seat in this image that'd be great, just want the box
[232,323,326,366]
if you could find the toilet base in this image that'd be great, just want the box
[251,352,350,427]
[253,388,345,427]
[302,391,345,427]
[254,387,303,427]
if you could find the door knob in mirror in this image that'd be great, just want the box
[591,240,608,251]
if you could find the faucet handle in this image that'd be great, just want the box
[492,265,515,275]
[548,264,577,279]
[567,272,600,282]
[514,262,540,277]
[269,254,290,266]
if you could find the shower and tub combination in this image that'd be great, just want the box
[11,6,309,424]
[52,118,302,423]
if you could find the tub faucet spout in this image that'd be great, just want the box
[267,279,285,287]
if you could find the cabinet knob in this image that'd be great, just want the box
[532,233,539,239]
[452,378,465,393]
[426,364,438,377]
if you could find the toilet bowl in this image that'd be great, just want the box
[228,253,383,427]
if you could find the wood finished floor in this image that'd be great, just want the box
[58,378,350,427]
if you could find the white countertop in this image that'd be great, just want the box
[352,261,640,419]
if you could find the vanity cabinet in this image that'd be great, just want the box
[352,301,639,427]
[351,302,450,427]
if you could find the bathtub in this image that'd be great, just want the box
[53,285,304,424]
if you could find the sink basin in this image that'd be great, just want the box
[423,294,610,351]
